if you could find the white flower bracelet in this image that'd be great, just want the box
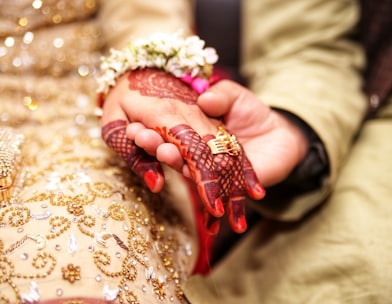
[96,32,219,105]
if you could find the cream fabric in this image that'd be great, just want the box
[98,0,194,50]
[0,1,197,303]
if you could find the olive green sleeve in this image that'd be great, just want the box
[242,0,367,220]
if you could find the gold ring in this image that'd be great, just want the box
[207,126,241,156]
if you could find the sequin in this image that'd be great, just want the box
[103,284,119,301]
[0,1,193,303]
[31,210,52,220]
[185,243,192,256]
[68,233,78,253]
[78,65,90,77]
[20,281,40,303]
[56,288,63,296]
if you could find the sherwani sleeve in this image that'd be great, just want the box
[98,0,194,50]
[242,0,368,220]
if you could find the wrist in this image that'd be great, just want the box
[276,111,310,166]
[290,123,310,166]
[275,110,329,188]
[96,31,219,107]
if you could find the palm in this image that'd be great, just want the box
[231,117,306,187]
[199,80,308,187]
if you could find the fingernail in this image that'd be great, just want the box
[144,170,158,192]
[206,220,220,235]
[234,215,247,234]
[203,212,221,235]
[253,183,266,199]
[214,198,225,217]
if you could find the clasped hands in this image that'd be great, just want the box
[100,69,308,234]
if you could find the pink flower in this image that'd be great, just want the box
[190,77,210,94]
[181,73,213,94]
[180,73,193,85]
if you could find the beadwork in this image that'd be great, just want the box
[0,1,195,303]
[0,127,24,201]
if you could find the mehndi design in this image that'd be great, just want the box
[101,120,164,193]
[158,124,264,234]
[102,70,264,234]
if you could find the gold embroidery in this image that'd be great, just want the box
[26,193,51,203]
[67,202,85,216]
[93,250,122,278]
[0,127,23,202]
[46,216,72,240]
[77,215,96,238]
[12,252,56,279]
[62,264,81,284]
[118,290,139,304]
[0,1,192,303]
[0,206,31,227]
[0,295,12,304]
[88,182,113,198]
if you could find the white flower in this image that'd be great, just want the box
[204,47,219,64]
[96,31,219,94]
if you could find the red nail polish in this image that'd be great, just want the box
[144,170,158,192]
[253,183,266,199]
[214,198,225,217]
[203,212,221,235]
[207,221,220,235]
[234,215,247,234]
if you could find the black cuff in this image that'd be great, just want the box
[277,110,329,190]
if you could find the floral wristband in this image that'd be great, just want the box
[96,31,219,107]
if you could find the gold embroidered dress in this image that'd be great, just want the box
[0,1,196,303]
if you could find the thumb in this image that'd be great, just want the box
[198,80,271,136]
[197,80,246,117]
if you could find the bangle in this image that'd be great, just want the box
[96,31,219,103]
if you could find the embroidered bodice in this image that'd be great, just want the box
[0,1,195,303]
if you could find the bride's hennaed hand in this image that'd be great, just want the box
[101,119,165,193]
[100,69,265,234]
